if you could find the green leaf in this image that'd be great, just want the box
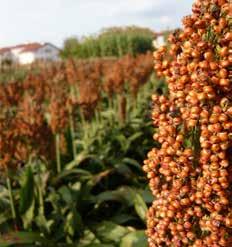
[101,109,115,119]
[35,214,53,234]
[83,244,114,247]
[0,211,11,225]
[127,132,143,143]
[78,229,99,246]
[0,185,10,207]
[122,158,142,170]
[110,214,137,224]
[21,197,35,229]
[64,208,83,238]
[53,168,91,184]
[183,138,192,148]
[114,164,133,177]
[134,194,148,223]
[58,186,73,204]
[120,231,148,247]
[90,221,131,244]
[0,232,45,245]
[115,134,128,152]
[19,166,34,214]
[139,189,153,204]
[91,169,113,186]
[65,154,101,170]
[96,186,134,206]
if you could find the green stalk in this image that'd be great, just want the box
[69,109,77,159]
[6,171,16,221]
[79,108,85,127]
[112,95,118,125]
[95,109,101,126]
[79,108,89,141]
[35,160,45,217]
[108,97,114,126]
[55,133,61,173]
[69,87,77,159]
[38,172,45,217]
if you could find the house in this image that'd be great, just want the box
[153,30,175,49]
[0,42,60,65]
[0,47,16,65]
[153,32,166,49]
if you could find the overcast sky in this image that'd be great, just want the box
[0,0,194,48]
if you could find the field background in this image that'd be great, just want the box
[0,26,166,246]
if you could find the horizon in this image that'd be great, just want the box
[0,0,194,48]
[0,26,176,49]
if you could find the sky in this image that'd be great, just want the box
[0,0,194,48]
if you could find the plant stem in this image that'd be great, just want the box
[6,170,16,221]
[38,172,45,217]
[55,133,61,173]
[69,87,77,159]
[69,109,77,159]
[79,108,88,140]
[35,161,44,216]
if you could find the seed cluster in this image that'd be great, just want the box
[0,53,153,169]
[143,0,232,246]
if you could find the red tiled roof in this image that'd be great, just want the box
[19,43,43,53]
[0,47,11,54]
[0,43,43,54]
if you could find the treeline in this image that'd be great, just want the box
[61,26,155,59]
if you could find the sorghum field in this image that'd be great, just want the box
[0,52,165,246]
[0,0,231,246]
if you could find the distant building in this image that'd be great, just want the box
[153,34,165,49]
[0,43,60,65]
[153,30,176,49]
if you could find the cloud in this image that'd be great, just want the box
[0,0,194,47]
[159,16,173,25]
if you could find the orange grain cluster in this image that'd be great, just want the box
[144,0,232,246]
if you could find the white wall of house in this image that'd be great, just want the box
[11,48,24,56]
[18,52,35,65]
[34,44,60,62]
[0,43,60,65]
[153,36,165,49]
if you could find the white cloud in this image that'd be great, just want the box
[159,16,173,25]
[0,0,194,47]
[78,0,162,12]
